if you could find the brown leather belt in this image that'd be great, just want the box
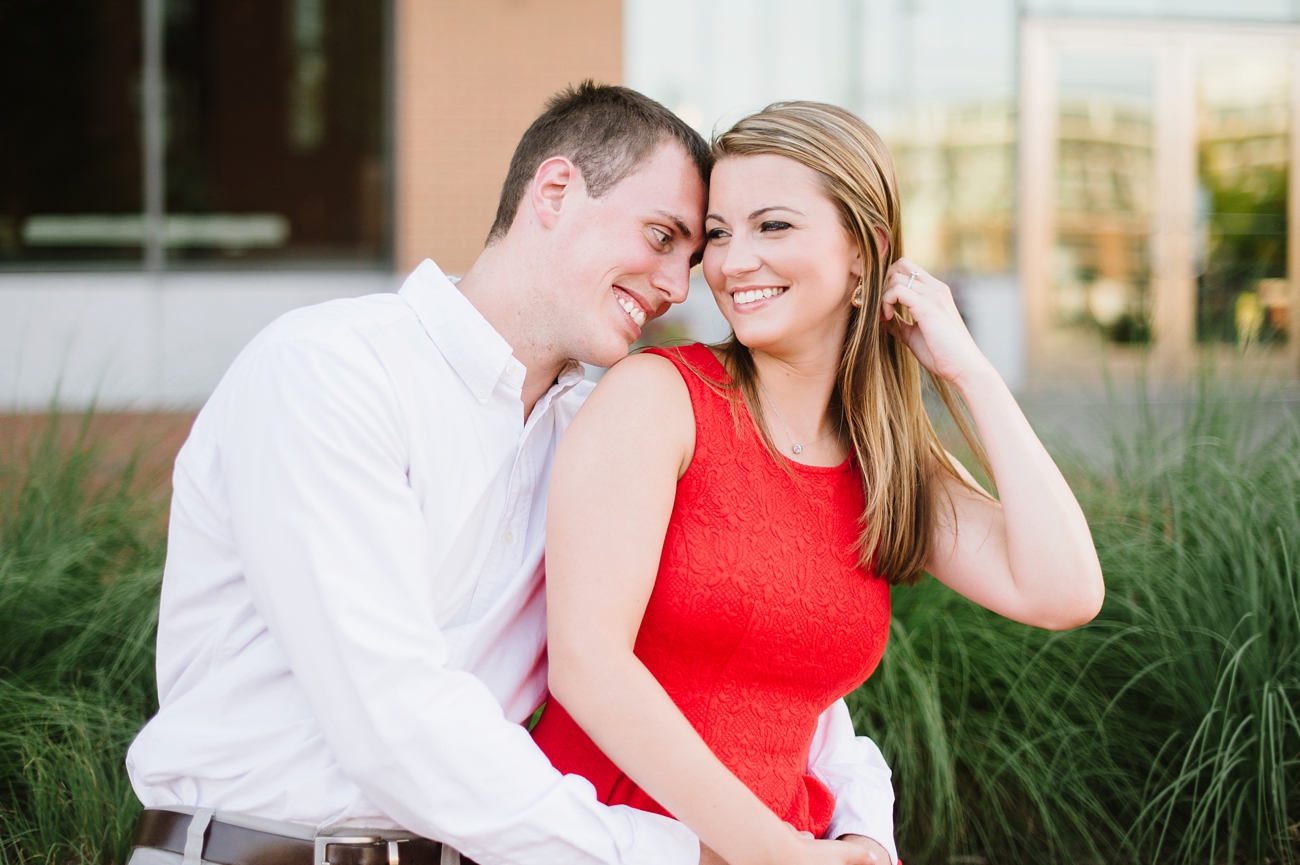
[132,808,473,865]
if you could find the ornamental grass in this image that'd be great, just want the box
[852,383,1300,864]
[1,385,1297,864]
[0,417,164,865]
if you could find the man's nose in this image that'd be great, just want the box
[654,258,692,306]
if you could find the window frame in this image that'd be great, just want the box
[1018,17,1300,380]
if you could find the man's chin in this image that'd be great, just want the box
[579,340,636,370]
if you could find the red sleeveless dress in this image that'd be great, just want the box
[531,343,892,837]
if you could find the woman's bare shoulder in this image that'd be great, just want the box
[592,350,691,406]
[575,350,696,473]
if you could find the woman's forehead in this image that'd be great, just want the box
[708,155,830,214]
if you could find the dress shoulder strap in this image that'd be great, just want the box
[643,343,730,404]
[643,343,745,464]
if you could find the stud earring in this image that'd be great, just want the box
[850,278,864,308]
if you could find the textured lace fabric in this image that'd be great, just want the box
[532,343,891,837]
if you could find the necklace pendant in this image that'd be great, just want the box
[792,444,803,454]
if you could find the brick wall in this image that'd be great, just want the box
[0,413,196,493]
[395,0,623,274]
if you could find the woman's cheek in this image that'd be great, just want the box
[701,249,724,291]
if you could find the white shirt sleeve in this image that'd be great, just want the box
[217,337,699,865]
[808,699,899,864]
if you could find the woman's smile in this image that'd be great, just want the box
[730,285,788,310]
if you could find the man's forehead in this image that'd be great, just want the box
[607,143,707,234]
[623,142,705,196]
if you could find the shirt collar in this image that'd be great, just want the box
[399,259,587,405]
[400,260,516,403]
[555,359,586,389]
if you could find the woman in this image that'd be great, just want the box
[531,102,1104,865]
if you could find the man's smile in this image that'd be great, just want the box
[613,286,649,327]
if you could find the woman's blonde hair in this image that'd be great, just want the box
[711,101,990,586]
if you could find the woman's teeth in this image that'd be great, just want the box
[733,287,787,306]
[619,296,647,326]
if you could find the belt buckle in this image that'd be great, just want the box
[313,834,402,865]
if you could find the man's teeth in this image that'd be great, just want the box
[618,296,647,326]
[733,287,787,306]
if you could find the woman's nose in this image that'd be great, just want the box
[721,235,760,277]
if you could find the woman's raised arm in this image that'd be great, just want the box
[545,352,878,865]
[880,258,1105,630]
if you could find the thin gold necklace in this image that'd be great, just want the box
[756,378,834,455]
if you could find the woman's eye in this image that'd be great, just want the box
[760,221,792,232]
[705,228,728,241]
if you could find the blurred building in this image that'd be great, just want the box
[628,0,1300,389]
[0,0,619,408]
[2,1,1299,409]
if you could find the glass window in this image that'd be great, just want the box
[1196,54,1290,346]
[162,0,387,265]
[0,0,143,265]
[1053,54,1155,345]
[893,103,1016,276]
[1,0,388,269]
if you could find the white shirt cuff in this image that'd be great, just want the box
[826,783,898,865]
[616,806,698,865]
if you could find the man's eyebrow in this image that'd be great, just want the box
[652,210,694,240]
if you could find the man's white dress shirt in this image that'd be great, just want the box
[127,260,898,865]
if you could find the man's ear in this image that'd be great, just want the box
[530,156,580,230]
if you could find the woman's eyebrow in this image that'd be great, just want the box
[748,205,803,220]
[705,205,803,224]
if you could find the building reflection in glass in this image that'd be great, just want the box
[892,102,1016,277]
[1196,54,1290,346]
[1054,54,1154,346]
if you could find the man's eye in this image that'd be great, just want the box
[760,221,792,232]
[651,228,670,245]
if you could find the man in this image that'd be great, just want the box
[126,82,897,865]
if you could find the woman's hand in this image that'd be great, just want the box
[880,257,990,388]
[786,826,886,865]
[835,834,893,864]
[788,831,885,865]
[796,837,886,864]
[701,833,884,865]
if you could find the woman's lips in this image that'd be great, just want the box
[731,286,788,309]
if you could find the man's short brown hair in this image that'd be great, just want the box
[487,81,710,242]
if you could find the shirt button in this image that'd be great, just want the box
[503,531,514,545]
[506,364,518,376]
[478,389,489,400]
